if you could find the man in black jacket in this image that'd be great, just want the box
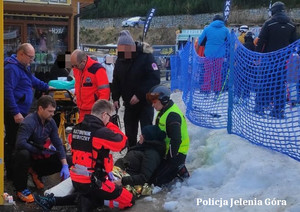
[112,30,160,147]
[255,1,297,118]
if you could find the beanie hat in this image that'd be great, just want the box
[271,1,285,16]
[213,14,224,21]
[142,125,166,141]
[117,30,135,46]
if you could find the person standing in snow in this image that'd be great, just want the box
[238,25,249,44]
[197,15,230,96]
[111,30,160,147]
[71,49,110,123]
[254,1,297,119]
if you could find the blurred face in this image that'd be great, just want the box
[38,105,56,122]
[117,45,136,59]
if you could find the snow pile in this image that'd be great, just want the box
[161,92,300,212]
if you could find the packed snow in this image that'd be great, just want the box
[44,90,300,212]
[160,91,300,212]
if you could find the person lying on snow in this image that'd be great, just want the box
[113,125,166,196]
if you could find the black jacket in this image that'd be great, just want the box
[70,114,127,183]
[256,12,297,53]
[244,37,255,51]
[112,42,160,106]
[115,139,166,186]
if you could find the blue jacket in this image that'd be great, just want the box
[198,20,230,58]
[16,112,66,160]
[4,54,49,115]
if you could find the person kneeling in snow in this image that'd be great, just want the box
[13,95,69,203]
[113,125,166,196]
[146,85,190,186]
[34,100,134,211]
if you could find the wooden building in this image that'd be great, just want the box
[4,0,94,74]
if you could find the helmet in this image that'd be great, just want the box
[270,1,285,16]
[147,85,171,105]
[239,25,249,33]
[213,14,224,22]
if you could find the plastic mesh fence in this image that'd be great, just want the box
[171,31,300,161]
[171,38,230,128]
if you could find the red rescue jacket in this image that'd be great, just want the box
[73,56,110,111]
[69,114,127,184]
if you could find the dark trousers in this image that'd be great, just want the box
[4,111,24,179]
[13,149,62,192]
[124,102,154,147]
[255,60,286,116]
[151,153,186,187]
[55,180,122,212]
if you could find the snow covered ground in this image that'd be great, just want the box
[34,89,300,212]
[155,91,300,212]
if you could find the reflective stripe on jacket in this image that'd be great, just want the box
[69,115,127,183]
[74,56,110,111]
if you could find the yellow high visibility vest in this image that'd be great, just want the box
[157,103,189,155]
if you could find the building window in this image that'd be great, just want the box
[4,25,21,58]
[27,24,68,65]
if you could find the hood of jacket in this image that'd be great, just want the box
[136,41,154,54]
[210,20,226,28]
[143,139,166,157]
[271,12,291,24]
[5,54,27,71]
[129,139,166,158]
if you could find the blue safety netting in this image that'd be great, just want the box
[171,37,230,128]
[171,31,300,161]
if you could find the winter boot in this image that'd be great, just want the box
[177,164,190,181]
[34,193,56,212]
[29,167,44,189]
[17,188,34,203]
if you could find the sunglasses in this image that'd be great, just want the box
[146,93,160,103]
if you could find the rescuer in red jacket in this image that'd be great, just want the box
[34,100,134,211]
[71,49,110,122]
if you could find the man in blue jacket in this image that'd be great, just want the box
[13,95,69,203]
[4,43,50,180]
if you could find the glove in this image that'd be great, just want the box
[60,164,70,180]
[42,145,57,155]
[108,172,115,181]
[49,144,56,151]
